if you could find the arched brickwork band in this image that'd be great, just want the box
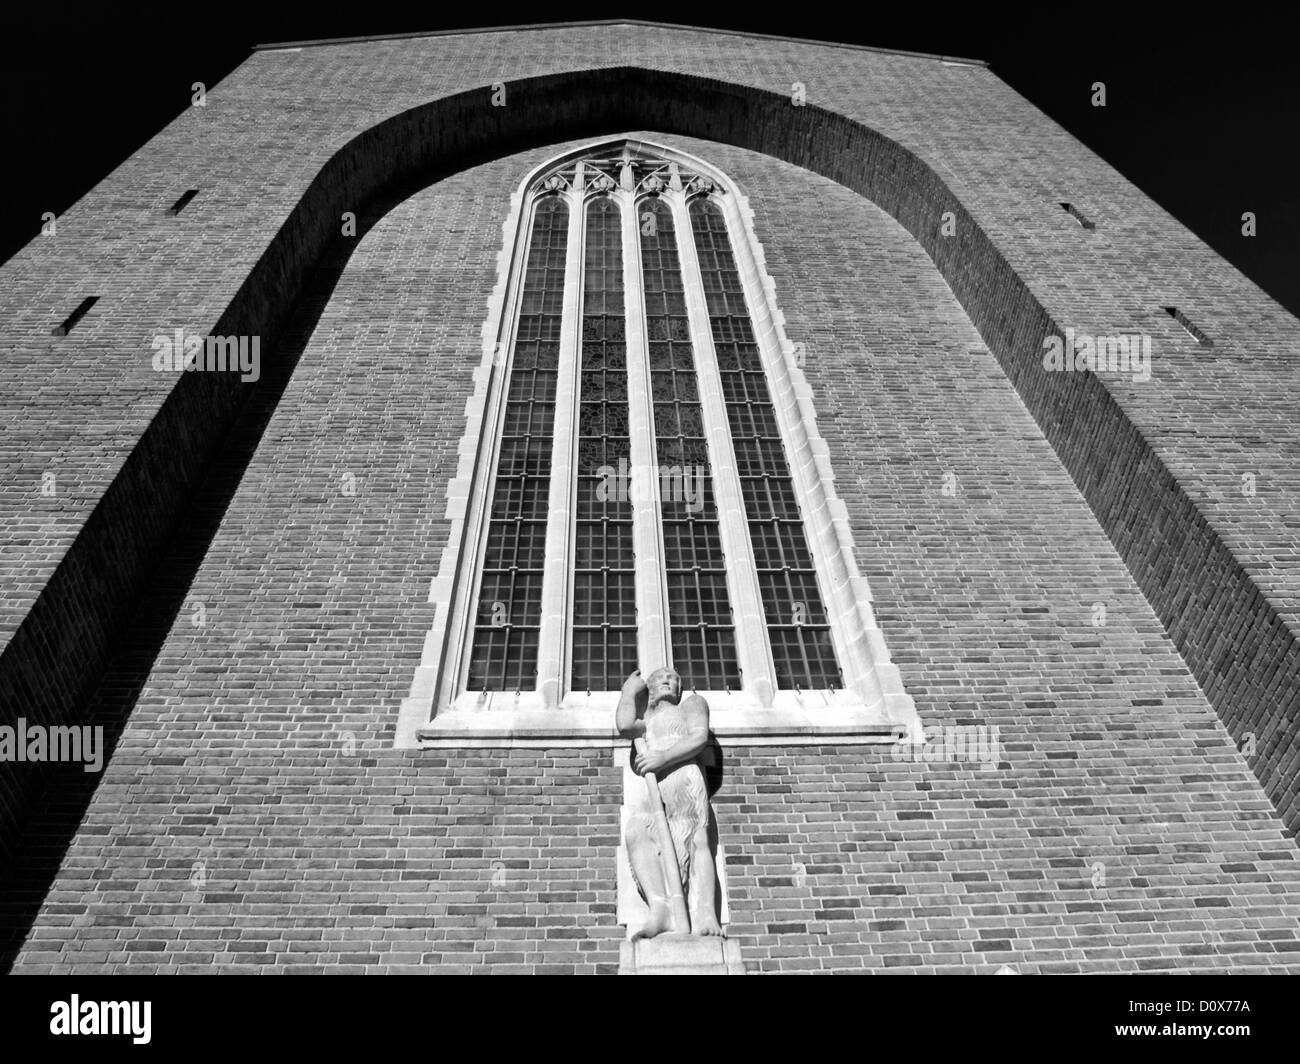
[0,66,1296,877]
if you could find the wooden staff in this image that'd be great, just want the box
[635,736,691,934]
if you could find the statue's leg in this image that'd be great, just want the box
[626,814,674,939]
[689,824,722,936]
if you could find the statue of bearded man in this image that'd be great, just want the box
[616,667,721,939]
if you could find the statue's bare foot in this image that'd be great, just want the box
[633,900,674,940]
[693,909,723,936]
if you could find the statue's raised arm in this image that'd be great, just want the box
[616,670,647,739]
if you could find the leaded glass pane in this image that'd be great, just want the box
[467,195,568,690]
[571,195,638,691]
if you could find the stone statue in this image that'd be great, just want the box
[616,667,722,939]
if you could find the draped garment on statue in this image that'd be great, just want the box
[633,698,708,895]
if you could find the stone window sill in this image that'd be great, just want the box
[414,689,912,747]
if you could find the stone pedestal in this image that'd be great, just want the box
[614,746,745,974]
[619,935,747,975]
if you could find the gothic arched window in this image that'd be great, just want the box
[400,140,917,746]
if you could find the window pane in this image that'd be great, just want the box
[576,437,630,475]
[573,519,634,569]
[641,196,740,691]
[476,571,544,625]
[670,627,739,690]
[572,629,639,693]
[486,521,548,563]
[467,195,568,691]
[468,629,540,692]
[690,196,843,690]
[490,477,548,521]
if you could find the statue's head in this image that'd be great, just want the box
[645,667,682,705]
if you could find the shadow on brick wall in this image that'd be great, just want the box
[0,189,416,971]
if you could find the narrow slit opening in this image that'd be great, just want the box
[51,297,99,336]
[1059,202,1096,230]
[167,189,200,215]
[1163,306,1213,347]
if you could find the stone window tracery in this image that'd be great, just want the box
[401,139,917,747]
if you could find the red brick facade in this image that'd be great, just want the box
[2,24,1299,973]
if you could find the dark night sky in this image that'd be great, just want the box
[1,3,1296,315]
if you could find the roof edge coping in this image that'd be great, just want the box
[252,18,988,67]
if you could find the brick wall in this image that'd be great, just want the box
[4,31,1299,853]
[4,134,1300,972]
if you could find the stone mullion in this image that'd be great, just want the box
[668,190,776,706]
[536,171,585,708]
[621,184,671,674]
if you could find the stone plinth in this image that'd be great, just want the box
[619,935,747,975]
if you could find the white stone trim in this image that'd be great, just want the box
[397,136,918,749]
[416,689,906,747]
[394,164,542,747]
[619,178,672,673]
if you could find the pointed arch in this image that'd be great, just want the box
[407,138,917,747]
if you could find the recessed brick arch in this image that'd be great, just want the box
[266,66,1300,840]
[1,63,1296,891]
